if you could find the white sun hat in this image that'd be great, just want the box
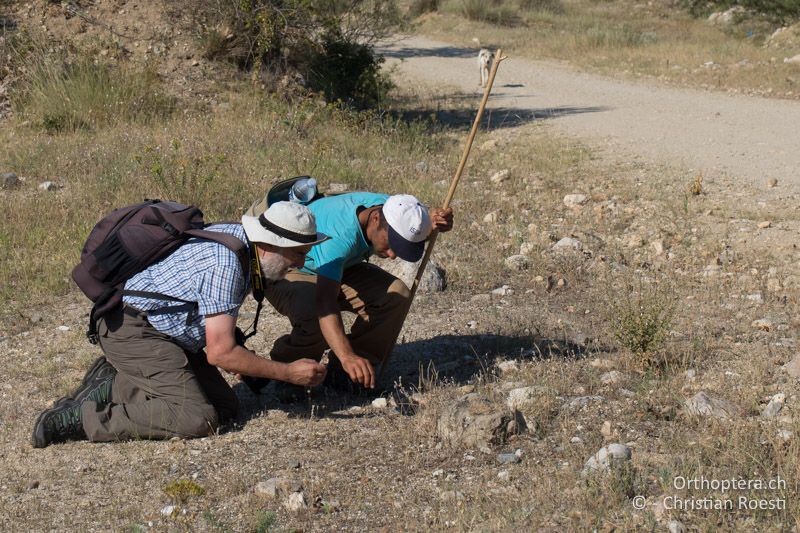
[242,201,329,247]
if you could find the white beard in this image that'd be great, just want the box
[260,252,291,281]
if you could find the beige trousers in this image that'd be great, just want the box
[265,263,411,365]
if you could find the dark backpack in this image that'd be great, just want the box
[72,199,259,344]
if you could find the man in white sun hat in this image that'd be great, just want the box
[251,191,453,392]
[32,201,328,448]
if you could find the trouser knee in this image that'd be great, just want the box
[174,404,219,438]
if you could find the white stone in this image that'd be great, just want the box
[600,371,623,385]
[496,360,520,375]
[553,237,582,251]
[762,393,785,418]
[563,194,588,208]
[483,211,498,224]
[283,491,307,512]
[519,242,536,255]
[784,54,800,64]
[489,169,510,183]
[583,443,632,473]
[651,240,664,255]
[371,398,388,409]
[668,520,687,533]
[38,181,57,191]
[504,254,529,271]
[752,318,772,331]
[506,386,544,410]
[254,479,278,499]
[491,285,513,296]
[160,505,176,516]
[497,470,510,482]
[684,391,742,419]
[783,355,800,379]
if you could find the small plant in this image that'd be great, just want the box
[460,0,520,26]
[689,173,703,195]
[163,478,206,504]
[252,510,277,533]
[607,278,676,363]
[135,140,228,209]
[409,0,440,16]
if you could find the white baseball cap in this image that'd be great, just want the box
[242,201,329,247]
[382,194,432,262]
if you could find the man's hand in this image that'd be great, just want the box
[430,207,454,233]
[285,359,327,387]
[339,354,375,389]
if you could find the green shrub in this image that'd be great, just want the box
[607,278,675,358]
[306,32,393,109]
[409,0,440,16]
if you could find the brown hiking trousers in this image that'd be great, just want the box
[81,305,238,442]
[265,263,411,365]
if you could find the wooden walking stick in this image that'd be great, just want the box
[378,49,508,380]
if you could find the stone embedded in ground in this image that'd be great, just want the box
[491,285,513,296]
[752,318,772,331]
[778,429,793,441]
[283,491,307,512]
[684,391,743,419]
[1,172,17,188]
[480,139,498,151]
[563,193,588,208]
[506,386,550,410]
[519,241,536,255]
[489,169,510,184]
[160,505,176,516]
[561,395,604,411]
[651,240,664,255]
[415,161,428,173]
[497,470,510,482]
[601,421,613,438]
[757,221,772,229]
[437,393,527,448]
[583,443,632,473]
[504,254,530,271]
[623,233,644,248]
[496,450,522,464]
[784,355,800,379]
[668,520,687,533]
[600,371,624,385]
[483,211,498,224]
[255,477,302,500]
[762,393,785,418]
[496,360,520,375]
[590,358,614,370]
[784,54,800,64]
[553,237,582,251]
[38,181,57,191]
[767,178,778,188]
[371,255,446,293]
[707,6,745,26]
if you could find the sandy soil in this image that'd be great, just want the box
[378,35,800,191]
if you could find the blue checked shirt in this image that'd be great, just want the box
[123,224,251,353]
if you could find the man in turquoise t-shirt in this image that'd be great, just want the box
[258,192,453,390]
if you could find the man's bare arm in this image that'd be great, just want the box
[205,312,326,387]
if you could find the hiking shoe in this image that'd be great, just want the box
[323,356,377,397]
[31,398,87,448]
[241,375,272,395]
[273,381,308,404]
[71,356,116,406]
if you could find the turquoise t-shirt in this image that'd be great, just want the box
[301,192,389,282]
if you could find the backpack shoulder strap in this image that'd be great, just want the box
[184,228,249,275]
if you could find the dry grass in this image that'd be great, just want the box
[413,0,800,99]
[1,3,799,531]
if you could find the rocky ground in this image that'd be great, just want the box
[1,1,800,532]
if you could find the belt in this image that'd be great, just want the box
[122,304,148,320]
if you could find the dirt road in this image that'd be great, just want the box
[378,35,800,190]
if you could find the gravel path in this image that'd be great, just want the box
[378,35,800,190]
